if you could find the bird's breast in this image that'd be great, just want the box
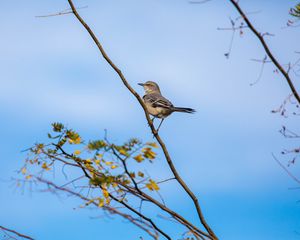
[145,102,172,118]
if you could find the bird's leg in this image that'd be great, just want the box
[156,118,165,132]
[148,117,155,127]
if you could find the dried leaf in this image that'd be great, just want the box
[74,150,81,155]
[146,179,160,191]
[133,154,144,163]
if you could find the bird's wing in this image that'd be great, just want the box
[144,94,174,109]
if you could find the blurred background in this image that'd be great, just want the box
[0,0,300,239]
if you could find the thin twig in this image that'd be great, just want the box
[250,55,269,86]
[36,177,159,239]
[0,226,34,240]
[110,144,143,195]
[35,6,88,18]
[189,0,212,4]
[228,0,300,104]
[272,154,300,185]
[108,193,172,240]
[120,184,212,239]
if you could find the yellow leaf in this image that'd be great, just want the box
[74,150,81,155]
[21,167,27,175]
[41,162,50,170]
[105,161,113,166]
[35,143,44,154]
[117,188,124,193]
[85,159,92,164]
[122,179,131,185]
[102,188,109,198]
[147,142,159,148]
[94,159,100,165]
[68,136,81,144]
[74,137,81,144]
[25,175,32,180]
[133,154,144,163]
[142,148,156,159]
[138,171,144,178]
[146,179,160,191]
[98,198,104,207]
[129,172,135,178]
[85,199,95,206]
[111,165,118,169]
[118,148,128,156]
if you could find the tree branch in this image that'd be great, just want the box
[228,0,300,104]
[121,184,212,239]
[108,193,172,240]
[35,177,159,239]
[0,226,34,240]
[272,154,300,185]
[110,144,143,195]
[66,0,217,238]
[47,146,171,240]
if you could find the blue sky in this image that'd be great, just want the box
[1,0,300,239]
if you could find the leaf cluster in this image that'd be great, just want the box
[20,123,162,210]
[290,3,300,18]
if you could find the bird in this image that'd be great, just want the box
[138,81,195,131]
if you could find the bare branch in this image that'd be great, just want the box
[108,192,172,240]
[272,154,300,185]
[35,6,87,18]
[189,0,212,4]
[279,126,300,139]
[250,55,270,86]
[35,177,159,239]
[228,0,300,104]
[120,184,212,239]
[271,94,297,117]
[0,226,34,240]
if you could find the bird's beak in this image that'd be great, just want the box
[138,83,144,86]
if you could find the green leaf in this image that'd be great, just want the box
[87,140,107,150]
[290,3,300,17]
[52,122,64,132]
[66,130,81,144]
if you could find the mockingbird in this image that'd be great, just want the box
[138,81,195,131]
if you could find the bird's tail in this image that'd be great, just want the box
[172,107,196,114]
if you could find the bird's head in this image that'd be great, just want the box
[138,81,161,94]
